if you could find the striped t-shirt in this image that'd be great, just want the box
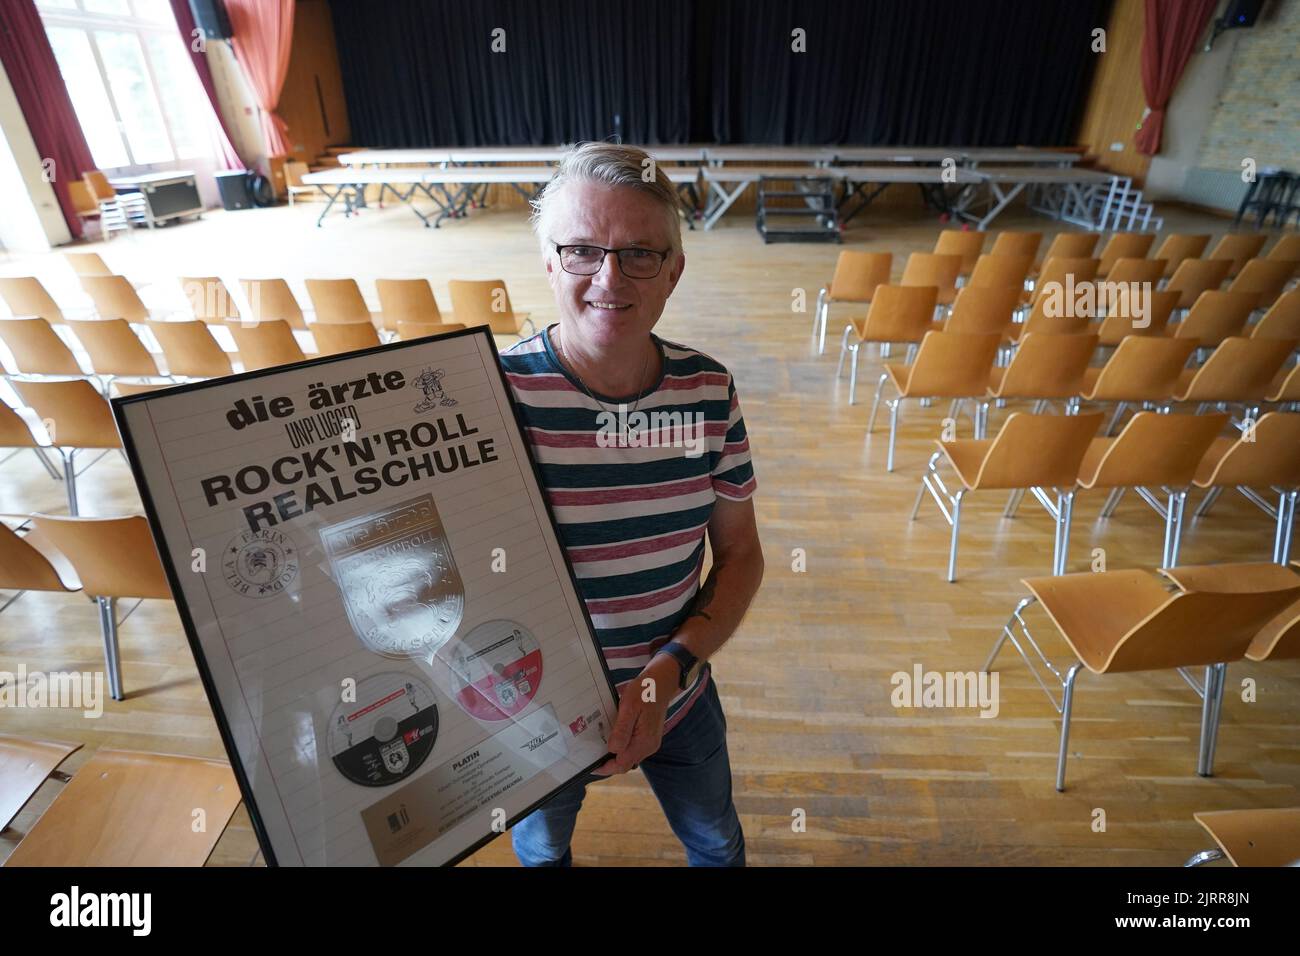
[500,326,757,731]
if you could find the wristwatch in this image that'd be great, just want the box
[656,640,701,691]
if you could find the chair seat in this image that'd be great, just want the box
[884,361,910,394]
[937,438,993,489]
[1193,808,1300,867]
[1192,437,1235,486]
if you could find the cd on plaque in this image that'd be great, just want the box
[328,672,439,787]
[445,620,543,721]
[319,493,464,659]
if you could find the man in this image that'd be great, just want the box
[499,141,764,866]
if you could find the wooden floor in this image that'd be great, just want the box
[2,197,1298,867]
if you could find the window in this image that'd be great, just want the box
[38,0,214,171]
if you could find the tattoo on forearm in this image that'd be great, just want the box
[688,573,718,621]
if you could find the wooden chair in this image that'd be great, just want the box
[0,277,69,324]
[376,278,445,332]
[239,278,309,330]
[397,321,468,340]
[985,333,1098,416]
[835,285,940,405]
[932,229,985,276]
[984,563,1300,789]
[989,231,1042,260]
[180,276,241,324]
[1076,412,1229,567]
[1079,336,1200,431]
[867,330,1001,471]
[1105,257,1167,286]
[1191,412,1300,564]
[967,253,1033,291]
[147,320,233,378]
[1171,337,1297,407]
[1151,233,1210,278]
[447,279,534,340]
[1227,258,1298,311]
[1245,595,1300,663]
[900,253,962,308]
[12,378,121,514]
[0,735,81,832]
[1266,234,1300,263]
[814,251,892,353]
[305,277,380,327]
[1096,232,1156,278]
[0,317,85,377]
[1023,257,1100,305]
[285,160,317,205]
[1092,289,1180,346]
[313,320,382,355]
[227,318,308,371]
[1207,233,1269,277]
[1173,290,1257,351]
[65,318,161,379]
[0,518,81,617]
[3,748,240,866]
[1250,289,1300,340]
[0,402,62,481]
[1029,234,1100,285]
[1187,808,1300,867]
[1266,363,1300,405]
[1166,258,1232,310]
[912,411,1103,580]
[78,274,151,322]
[63,251,114,277]
[67,181,102,239]
[943,285,1020,336]
[29,514,172,701]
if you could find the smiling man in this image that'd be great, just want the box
[499,141,764,867]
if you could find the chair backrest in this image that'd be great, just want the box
[1020,292,1094,335]
[989,231,1042,259]
[111,379,174,397]
[970,411,1103,489]
[1267,233,1300,263]
[1151,233,1210,277]
[397,321,467,340]
[1246,598,1300,662]
[0,403,41,448]
[30,513,171,599]
[1177,336,1297,402]
[67,180,98,215]
[933,230,985,274]
[1085,336,1199,401]
[180,276,240,323]
[859,285,939,343]
[0,276,66,324]
[827,251,892,302]
[900,252,961,295]
[1095,288,1179,345]
[81,171,116,203]
[313,321,382,355]
[64,251,112,275]
[65,318,159,377]
[0,521,80,592]
[1194,412,1300,489]
[0,735,82,832]
[967,253,1033,289]
[239,278,307,330]
[1033,257,1100,294]
[0,317,84,376]
[1227,258,1298,310]
[1207,232,1269,277]
[227,318,306,371]
[1106,257,1167,285]
[895,330,1000,397]
[376,278,443,327]
[1082,412,1229,489]
[994,333,1099,399]
[1096,232,1155,277]
[305,278,372,325]
[1166,257,1232,308]
[147,320,232,378]
[2,748,239,866]
[448,279,525,335]
[1174,290,1257,345]
[1251,289,1300,340]
[79,274,148,322]
[945,285,1020,335]
[284,160,310,187]
[1268,363,1300,402]
[1038,232,1099,266]
[12,378,120,448]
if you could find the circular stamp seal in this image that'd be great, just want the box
[223,528,299,597]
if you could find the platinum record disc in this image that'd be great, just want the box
[328,673,439,787]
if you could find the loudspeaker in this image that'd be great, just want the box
[1223,0,1263,27]
[189,0,233,40]
[215,170,254,211]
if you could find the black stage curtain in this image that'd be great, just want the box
[330,0,1110,148]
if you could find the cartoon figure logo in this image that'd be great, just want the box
[412,367,457,412]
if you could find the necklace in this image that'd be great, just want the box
[550,325,655,415]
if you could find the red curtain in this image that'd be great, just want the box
[169,0,245,170]
[0,0,98,239]
[225,0,295,157]
[1134,0,1218,156]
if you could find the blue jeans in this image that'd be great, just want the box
[511,674,745,866]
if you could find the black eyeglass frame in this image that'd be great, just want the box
[553,242,672,279]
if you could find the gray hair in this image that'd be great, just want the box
[529,141,683,259]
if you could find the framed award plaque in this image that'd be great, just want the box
[112,326,619,866]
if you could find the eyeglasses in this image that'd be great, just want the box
[554,243,670,279]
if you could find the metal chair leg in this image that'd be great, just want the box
[1163,489,1186,567]
[1100,486,1125,519]
[32,448,62,480]
[814,287,827,341]
[866,372,888,432]
[911,453,940,520]
[817,292,831,354]
[1056,663,1083,792]
[1003,488,1026,518]
[946,490,964,581]
[1194,485,1224,519]
[98,595,124,701]
[835,325,852,379]
[1185,848,1225,867]
[886,399,901,471]
[61,448,80,516]
[849,346,861,404]
[1274,489,1297,565]
[1197,662,1226,777]
[1104,401,1128,436]
[1054,490,1075,575]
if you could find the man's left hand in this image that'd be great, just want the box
[592,654,678,775]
